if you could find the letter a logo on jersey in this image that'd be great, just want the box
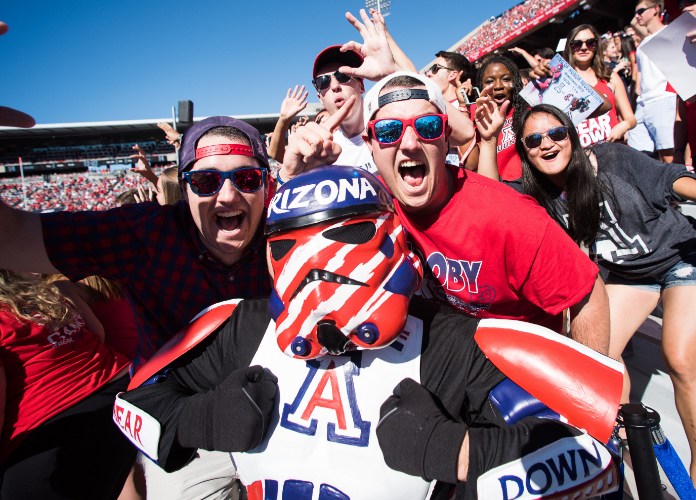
[281,353,371,447]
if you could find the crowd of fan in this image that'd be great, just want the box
[0,172,150,212]
[457,0,560,59]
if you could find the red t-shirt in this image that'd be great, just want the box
[0,310,129,463]
[575,81,620,148]
[473,107,522,181]
[90,298,138,361]
[397,166,599,332]
[686,101,696,163]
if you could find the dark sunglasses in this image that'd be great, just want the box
[312,71,353,91]
[368,114,448,144]
[570,38,597,51]
[522,126,569,149]
[635,5,655,15]
[182,167,266,196]
[426,63,453,74]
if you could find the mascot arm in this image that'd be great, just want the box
[113,300,255,472]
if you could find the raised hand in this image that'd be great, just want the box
[133,184,157,204]
[157,122,182,149]
[129,145,158,185]
[456,78,474,106]
[281,96,356,180]
[528,59,553,81]
[475,84,510,143]
[280,85,309,120]
[340,9,399,81]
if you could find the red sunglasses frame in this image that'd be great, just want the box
[367,114,449,144]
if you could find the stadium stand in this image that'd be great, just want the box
[1,172,151,212]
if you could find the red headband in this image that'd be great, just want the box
[195,144,254,160]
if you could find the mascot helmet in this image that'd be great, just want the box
[265,165,422,359]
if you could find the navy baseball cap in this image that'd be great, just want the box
[178,116,270,175]
[265,165,393,235]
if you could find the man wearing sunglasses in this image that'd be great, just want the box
[629,0,677,163]
[310,45,379,174]
[0,116,276,498]
[283,70,610,355]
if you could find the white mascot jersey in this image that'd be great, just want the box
[232,315,433,500]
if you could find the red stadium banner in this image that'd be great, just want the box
[459,0,580,61]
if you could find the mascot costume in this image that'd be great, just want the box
[113,165,623,499]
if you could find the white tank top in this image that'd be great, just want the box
[232,316,432,500]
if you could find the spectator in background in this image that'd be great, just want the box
[629,0,677,162]
[116,188,138,206]
[0,270,134,499]
[267,85,309,162]
[508,46,555,68]
[563,24,636,146]
[130,148,183,205]
[424,50,479,168]
[519,67,532,85]
[475,55,528,180]
[314,108,330,125]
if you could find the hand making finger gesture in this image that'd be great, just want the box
[280,96,357,181]
[340,9,399,81]
[475,84,510,143]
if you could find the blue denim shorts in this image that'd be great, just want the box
[606,253,696,293]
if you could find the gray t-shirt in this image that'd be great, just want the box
[505,143,696,279]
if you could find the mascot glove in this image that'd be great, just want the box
[377,378,467,484]
[178,365,278,452]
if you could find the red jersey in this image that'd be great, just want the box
[91,298,138,360]
[0,310,129,462]
[473,107,522,181]
[576,81,620,148]
[396,166,599,332]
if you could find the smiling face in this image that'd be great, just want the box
[482,63,515,106]
[363,87,451,217]
[572,29,597,66]
[604,40,617,59]
[184,134,268,266]
[316,62,364,123]
[522,112,572,189]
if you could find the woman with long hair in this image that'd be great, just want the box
[0,270,135,498]
[562,24,636,146]
[495,104,696,484]
[474,55,528,180]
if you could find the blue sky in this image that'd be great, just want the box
[2,0,520,124]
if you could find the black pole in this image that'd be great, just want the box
[620,403,663,499]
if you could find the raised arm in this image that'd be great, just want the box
[508,47,539,68]
[0,199,58,274]
[369,8,417,73]
[268,86,309,163]
[473,84,510,180]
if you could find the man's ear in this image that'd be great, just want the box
[362,130,373,154]
[179,178,189,203]
[445,123,453,143]
[360,79,365,94]
[449,70,462,86]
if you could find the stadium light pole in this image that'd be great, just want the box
[365,0,391,16]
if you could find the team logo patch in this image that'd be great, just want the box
[113,393,162,461]
[477,434,617,500]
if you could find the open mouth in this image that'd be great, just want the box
[493,93,507,104]
[399,160,426,190]
[541,151,559,161]
[335,97,346,108]
[215,209,244,232]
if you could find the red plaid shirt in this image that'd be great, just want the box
[41,201,273,373]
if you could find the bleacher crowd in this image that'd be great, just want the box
[1,1,696,499]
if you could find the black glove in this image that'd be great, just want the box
[177,365,278,452]
[377,378,467,484]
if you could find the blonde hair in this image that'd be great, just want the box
[160,166,184,205]
[0,270,77,327]
[44,274,124,304]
